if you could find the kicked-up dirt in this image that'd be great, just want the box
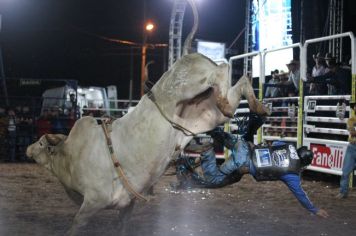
[0,163,356,236]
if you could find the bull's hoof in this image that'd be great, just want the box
[221,109,234,118]
[248,99,271,116]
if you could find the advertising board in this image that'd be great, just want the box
[304,138,348,175]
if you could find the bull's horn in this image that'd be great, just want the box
[45,134,62,146]
[182,0,199,55]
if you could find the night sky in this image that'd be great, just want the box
[0,0,246,99]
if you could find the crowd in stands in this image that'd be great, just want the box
[0,105,79,162]
[0,96,136,163]
[264,52,352,98]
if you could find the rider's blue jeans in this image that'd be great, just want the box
[200,138,250,185]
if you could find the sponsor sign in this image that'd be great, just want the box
[20,79,41,86]
[272,149,289,167]
[197,40,226,62]
[255,149,272,167]
[310,143,346,171]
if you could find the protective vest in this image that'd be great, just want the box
[251,144,301,181]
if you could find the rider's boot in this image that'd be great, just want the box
[242,113,266,142]
[175,156,210,189]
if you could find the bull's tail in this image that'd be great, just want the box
[182,0,199,55]
[143,61,155,94]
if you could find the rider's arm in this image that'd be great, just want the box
[279,173,318,214]
[208,127,238,150]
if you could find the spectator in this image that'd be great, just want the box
[325,53,337,94]
[6,107,17,162]
[36,109,52,138]
[265,69,281,98]
[0,108,7,161]
[309,54,351,95]
[17,106,33,161]
[82,105,90,117]
[68,93,80,119]
[66,108,77,132]
[280,60,300,96]
[50,106,66,134]
[69,93,77,109]
[309,53,329,95]
[337,102,356,198]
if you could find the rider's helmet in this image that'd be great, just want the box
[297,146,314,167]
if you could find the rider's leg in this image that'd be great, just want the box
[241,113,266,143]
[199,148,229,185]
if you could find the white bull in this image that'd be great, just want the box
[26,53,269,235]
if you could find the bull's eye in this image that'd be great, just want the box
[39,142,43,147]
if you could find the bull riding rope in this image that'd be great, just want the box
[101,121,148,202]
[146,91,197,136]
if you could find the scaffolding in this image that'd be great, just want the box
[328,0,344,62]
[243,0,253,77]
[0,14,8,105]
[168,0,187,69]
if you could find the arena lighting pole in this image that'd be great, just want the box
[140,22,155,97]
[0,14,9,106]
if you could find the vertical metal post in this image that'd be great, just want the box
[340,0,344,61]
[140,42,147,97]
[0,14,9,105]
[140,0,147,97]
[300,0,304,44]
[243,0,252,76]
[129,47,134,104]
[350,31,356,189]
[162,46,167,73]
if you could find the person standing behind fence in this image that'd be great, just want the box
[6,107,17,162]
[279,60,300,96]
[36,109,51,138]
[309,53,329,95]
[337,102,356,199]
[17,106,33,161]
[0,108,7,161]
[310,54,351,95]
[50,106,66,134]
[265,69,281,98]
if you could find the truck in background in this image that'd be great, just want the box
[41,85,111,117]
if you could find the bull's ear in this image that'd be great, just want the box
[217,63,229,75]
[218,63,228,69]
[45,134,61,146]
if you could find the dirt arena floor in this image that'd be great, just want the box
[0,163,356,236]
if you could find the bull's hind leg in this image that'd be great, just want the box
[66,198,106,236]
[228,76,271,116]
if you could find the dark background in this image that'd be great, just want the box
[0,0,355,99]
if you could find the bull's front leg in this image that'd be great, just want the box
[216,95,234,118]
[66,198,107,236]
[227,75,271,116]
[213,63,234,118]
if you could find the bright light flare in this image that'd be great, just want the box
[145,22,155,32]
